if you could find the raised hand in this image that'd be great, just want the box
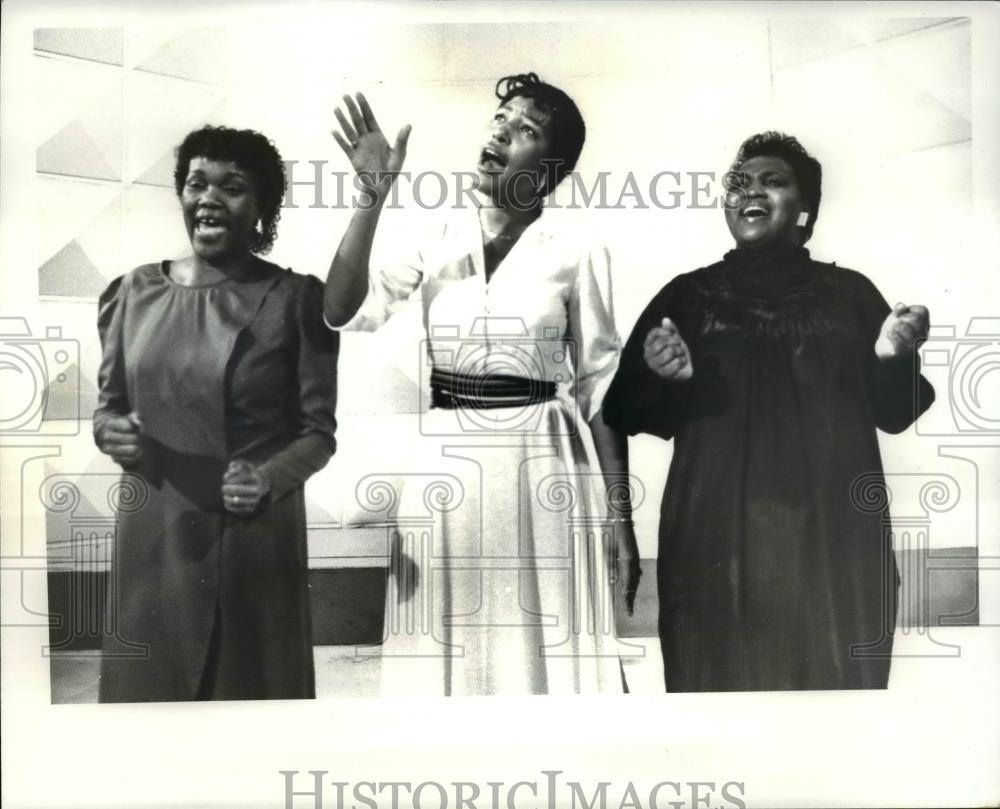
[97,411,143,467]
[222,459,271,516]
[875,303,930,361]
[332,92,411,203]
[643,317,693,381]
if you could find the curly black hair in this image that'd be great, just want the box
[173,126,286,254]
[729,131,822,243]
[494,73,586,196]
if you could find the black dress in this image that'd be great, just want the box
[94,261,339,702]
[603,245,935,691]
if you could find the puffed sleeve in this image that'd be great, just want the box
[850,271,936,434]
[567,245,623,423]
[326,249,424,332]
[602,273,695,441]
[262,275,340,501]
[93,274,130,447]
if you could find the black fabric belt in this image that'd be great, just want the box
[430,368,556,410]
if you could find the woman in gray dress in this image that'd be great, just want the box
[94,126,338,702]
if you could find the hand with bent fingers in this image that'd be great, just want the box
[332,92,411,203]
[643,317,693,381]
[222,459,271,517]
[875,303,930,361]
[97,411,143,468]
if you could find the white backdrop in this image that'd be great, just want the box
[2,3,998,809]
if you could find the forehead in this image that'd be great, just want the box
[738,155,796,176]
[186,157,249,177]
[499,95,552,127]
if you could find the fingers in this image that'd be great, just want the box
[643,319,678,347]
[332,129,353,156]
[334,107,358,146]
[221,482,260,499]
[222,482,261,515]
[109,447,142,465]
[889,321,919,350]
[622,560,642,617]
[394,124,412,159]
[101,430,140,448]
[892,302,909,317]
[644,330,689,370]
[898,306,930,333]
[99,414,142,461]
[356,92,379,132]
[342,94,367,136]
[223,498,257,516]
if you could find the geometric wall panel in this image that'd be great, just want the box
[773,20,970,158]
[34,28,124,66]
[38,185,122,299]
[36,81,123,181]
[769,17,962,70]
[39,241,109,299]
[133,149,179,189]
[133,27,231,84]
[36,299,105,425]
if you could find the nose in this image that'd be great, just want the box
[745,178,766,198]
[491,120,511,145]
[197,187,223,208]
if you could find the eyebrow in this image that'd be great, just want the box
[499,103,548,127]
[186,168,250,181]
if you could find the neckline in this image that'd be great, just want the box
[472,204,546,287]
[160,258,273,289]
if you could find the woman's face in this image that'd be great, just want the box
[724,155,806,249]
[180,157,260,263]
[475,95,554,207]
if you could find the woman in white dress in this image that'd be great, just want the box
[324,74,641,696]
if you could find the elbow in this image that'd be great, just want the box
[322,301,352,329]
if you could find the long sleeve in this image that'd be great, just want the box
[93,274,130,446]
[567,245,622,423]
[328,248,424,333]
[851,271,936,434]
[602,273,695,441]
[262,275,340,500]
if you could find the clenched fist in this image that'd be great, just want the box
[97,411,143,467]
[875,303,930,361]
[222,459,271,517]
[644,318,693,381]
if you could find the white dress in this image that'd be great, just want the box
[344,207,627,696]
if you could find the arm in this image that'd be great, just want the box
[93,275,143,467]
[589,411,641,615]
[263,276,341,500]
[323,93,412,327]
[858,275,936,433]
[225,275,341,515]
[602,276,694,441]
[567,245,641,613]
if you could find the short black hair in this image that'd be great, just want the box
[173,126,286,254]
[730,131,823,243]
[495,72,586,196]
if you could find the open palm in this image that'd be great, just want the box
[332,92,411,200]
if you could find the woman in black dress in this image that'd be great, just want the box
[603,132,935,691]
[93,126,339,702]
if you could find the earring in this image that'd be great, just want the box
[797,211,810,227]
